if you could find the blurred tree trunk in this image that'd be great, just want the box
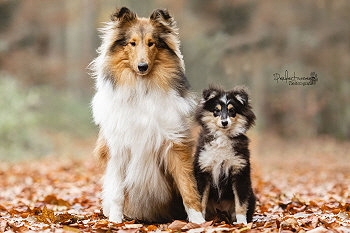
[65,0,81,89]
[65,0,97,92]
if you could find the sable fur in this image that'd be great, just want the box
[90,7,204,224]
[194,86,256,224]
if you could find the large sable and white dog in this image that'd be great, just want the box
[90,7,205,224]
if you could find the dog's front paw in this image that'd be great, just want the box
[187,208,205,224]
[102,201,111,218]
[108,213,123,223]
[108,206,123,223]
[234,214,247,225]
[109,215,123,223]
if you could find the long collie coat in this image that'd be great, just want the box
[90,7,204,224]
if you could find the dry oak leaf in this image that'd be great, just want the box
[35,206,56,224]
[43,194,71,207]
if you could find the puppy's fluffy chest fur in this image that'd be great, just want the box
[198,132,246,188]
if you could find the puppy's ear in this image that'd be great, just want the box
[232,88,249,105]
[202,88,219,101]
[111,7,136,23]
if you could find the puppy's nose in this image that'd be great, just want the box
[138,62,148,72]
[222,120,228,127]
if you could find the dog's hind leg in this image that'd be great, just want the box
[167,141,205,224]
[94,132,110,169]
[102,153,125,223]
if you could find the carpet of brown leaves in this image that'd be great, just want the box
[1,134,349,232]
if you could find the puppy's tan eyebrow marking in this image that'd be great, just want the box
[216,105,221,110]
[228,104,233,110]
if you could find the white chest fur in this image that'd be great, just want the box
[91,79,195,219]
[92,79,194,149]
[198,132,247,188]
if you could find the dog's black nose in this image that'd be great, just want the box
[222,120,228,127]
[138,63,148,72]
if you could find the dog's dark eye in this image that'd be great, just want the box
[148,41,154,47]
[229,109,236,117]
[130,42,136,46]
[214,108,220,116]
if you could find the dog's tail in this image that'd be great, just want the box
[94,132,109,169]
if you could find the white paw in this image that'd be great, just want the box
[102,202,110,217]
[109,215,123,223]
[187,208,205,224]
[108,206,123,223]
[234,214,247,224]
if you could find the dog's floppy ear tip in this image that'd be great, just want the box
[232,86,249,105]
[111,7,136,22]
[235,94,247,105]
[150,9,172,21]
[202,88,218,101]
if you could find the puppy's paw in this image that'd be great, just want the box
[234,214,247,225]
[187,208,205,224]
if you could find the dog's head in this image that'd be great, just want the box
[196,86,255,135]
[106,7,182,77]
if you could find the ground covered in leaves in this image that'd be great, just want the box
[0,135,349,232]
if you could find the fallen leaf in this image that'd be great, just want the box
[146,225,158,231]
[182,222,201,230]
[43,194,71,207]
[124,223,144,229]
[306,226,329,233]
[62,225,81,232]
[168,220,187,230]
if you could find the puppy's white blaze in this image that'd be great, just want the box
[92,78,196,221]
[220,94,227,104]
[235,94,245,105]
[235,214,247,225]
[186,208,205,224]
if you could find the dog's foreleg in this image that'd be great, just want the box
[103,154,125,223]
[167,141,205,224]
[232,174,251,224]
[232,187,248,224]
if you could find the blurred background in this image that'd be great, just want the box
[1,0,349,161]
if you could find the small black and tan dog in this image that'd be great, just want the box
[194,86,256,224]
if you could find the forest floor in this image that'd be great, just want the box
[0,134,349,232]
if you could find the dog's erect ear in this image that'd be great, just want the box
[150,9,172,23]
[232,88,249,105]
[111,7,136,23]
[150,9,176,30]
[202,88,219,101]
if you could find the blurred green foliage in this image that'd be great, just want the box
[0,73,95,160]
